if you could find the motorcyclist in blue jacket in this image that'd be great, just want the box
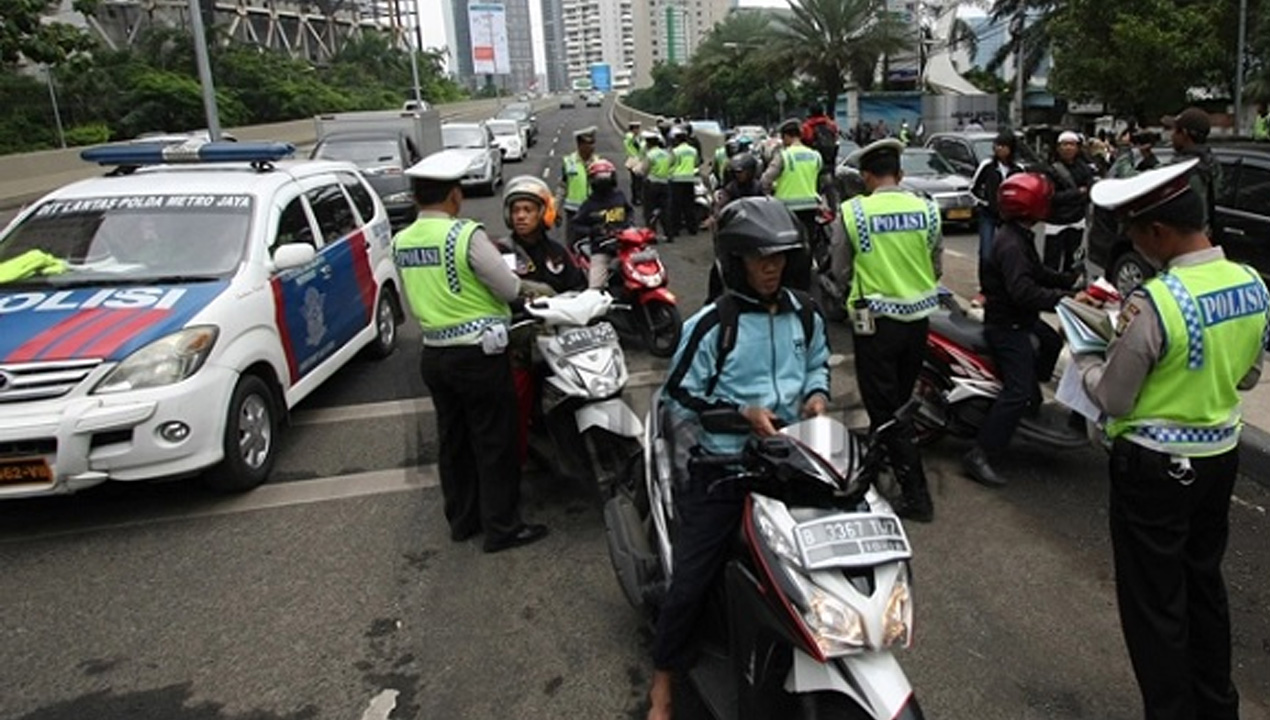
[645,196,831,720]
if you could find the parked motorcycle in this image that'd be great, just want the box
[573,226,682,358]
[518,290,645,499]
[911,288,1089,449]
[604,394,927,720]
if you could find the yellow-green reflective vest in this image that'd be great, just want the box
[623,132,641,159]
[1106,261,1268,456]
[1254,114,1269,141]
[647,147,673,183]
[775,146,822,210]
[562,152,598,210]
[714,145,728,182]
[393,217,510,345]
[671,144,699,182]
[840,191,940,320]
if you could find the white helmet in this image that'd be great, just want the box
[502,175,557,229]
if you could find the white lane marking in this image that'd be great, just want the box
[547,148,555,157]
[360,690,399,720]
[291,370,667,426]
[0,468,439,544]
[542,167,550,180]
[944,248,967,259]
[1233,494,1267,514]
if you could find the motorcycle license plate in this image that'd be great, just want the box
[0,457,54,487]
[947,208,972,220]
[794,512,911,570]
[557,322,617,354]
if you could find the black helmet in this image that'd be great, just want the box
[729,152,759,177]
[714,197,809,293]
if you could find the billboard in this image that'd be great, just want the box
[589,63,612,92]
[468,2,510,75]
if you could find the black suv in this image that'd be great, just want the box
[1084,144,1270,298]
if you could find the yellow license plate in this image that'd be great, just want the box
[0,457,54,486]
[947,208,973,220]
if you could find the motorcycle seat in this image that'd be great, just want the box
[929,308,991,353]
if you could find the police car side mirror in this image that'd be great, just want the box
[272,243,316,271]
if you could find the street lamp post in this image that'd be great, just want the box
[187,0,222,140]
[44,66,67,149]
[1235,0,1247,135]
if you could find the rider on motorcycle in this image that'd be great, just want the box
[713,152,764,214]
[962,173,1087,487]
[571,158,636,289]
[646,196,830,720]
[497,176,587,466]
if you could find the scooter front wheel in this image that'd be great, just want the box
[641,300,683,358]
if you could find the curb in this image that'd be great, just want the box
[1238,425,1270,490]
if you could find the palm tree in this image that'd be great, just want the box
[680,10,777,116]
[983,0,1055,90]
[772,0,914,110]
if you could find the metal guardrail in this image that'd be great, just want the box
[0,96,555,211]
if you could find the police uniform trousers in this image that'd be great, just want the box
[670,180,697,237]
[419,344,523,542]
[1109,438,1241,720]
[645,182,670,237]
[852,317,931,498]
[629,167,644,205]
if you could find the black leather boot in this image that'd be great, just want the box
[884,428,933,523]
[962,446,1006,488]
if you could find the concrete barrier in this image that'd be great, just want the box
[0,96,554,211]
[612,99,724,180]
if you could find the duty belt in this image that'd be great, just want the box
[421,317,504,344]
[1131,424,1238,446]
[867,295,940,319]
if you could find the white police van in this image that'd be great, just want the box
[0,141,403,498]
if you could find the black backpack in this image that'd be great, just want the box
[705,289,820,395]
[811,123,838,168]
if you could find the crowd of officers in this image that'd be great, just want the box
[385,102,1263,720]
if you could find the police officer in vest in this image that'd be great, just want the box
[667,128,700,240]
[829,138,941,522]
[557,126,602,239]
[623,120,644,206]
[640,131,673,234]
[760,118,824,242]
[394,150,549,554]
[1074,159,1266,720]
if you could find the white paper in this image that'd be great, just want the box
[1056,362,1102,421]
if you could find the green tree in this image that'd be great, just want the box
[678,11,781,122]
[0,0,98,67]
[625,62,689,118]
[983,0,1055,91]
[1239,0,1270,103]
[1047,0,1219,123]
[772,0,913,107]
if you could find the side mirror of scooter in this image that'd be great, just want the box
[700,408,753,435]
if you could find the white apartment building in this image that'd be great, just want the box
[632,0,735,89]
[561,0,635,91]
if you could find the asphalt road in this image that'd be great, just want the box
[0,102,1268,720]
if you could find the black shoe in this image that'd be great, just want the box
[483,523,549,553]
[895,501,934,523]
[962,448,1006,488]
[450,525,481,542]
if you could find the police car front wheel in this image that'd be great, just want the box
[204,374,278,493]
[364,287,399,360]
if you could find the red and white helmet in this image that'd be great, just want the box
[998,172,1054,222]
[586,158,618,181]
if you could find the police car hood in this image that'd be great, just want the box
[0,281,229,363]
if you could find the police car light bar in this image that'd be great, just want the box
[81,141,296,167]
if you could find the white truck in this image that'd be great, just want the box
[311,110,444,228]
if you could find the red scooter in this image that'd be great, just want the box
[574,226,682,358]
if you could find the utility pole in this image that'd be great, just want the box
[187,0,222,140]
[1235,0,1247,135]
[1012,8,1024,128]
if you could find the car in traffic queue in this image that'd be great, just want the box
[440,121,503,196]
[486,119,527,162]
[585,92,603,108]
[310,131,423,230]
[0,141,403,499]
[924,130,1044,176]
[497,102,538,146]
[559,94,576,109]
[836,147,978,227]
[1085,143,1270,298]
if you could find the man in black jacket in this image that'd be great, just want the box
[969,131,1024,304]
[1163,107,1222,232]
[963,173,1085,487]
[1043,131,1096,273]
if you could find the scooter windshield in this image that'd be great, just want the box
[780,416,866,493]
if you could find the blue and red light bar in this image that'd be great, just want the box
[81,141,296,167]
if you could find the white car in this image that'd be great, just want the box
[440,122,503,195]
[0,141,403,499]
[486,119,526,162]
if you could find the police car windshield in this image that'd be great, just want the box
[0,195,252,286]
[442,126,486,149]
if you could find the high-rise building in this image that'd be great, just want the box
[449,0,537,92]
[632,0,734,89]
[560,0,635,91]
[541,0,569,92]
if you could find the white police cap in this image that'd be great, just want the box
[403,149,471,181]
[574,126,598,141]
[1091,158,1199,219]
[846,138,906,168]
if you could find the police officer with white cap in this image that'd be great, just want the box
[557,125,603,238]
[393,149,549,553]
[1075,158,1266,719]
[829,137,941,521]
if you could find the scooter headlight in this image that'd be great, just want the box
[587,374,620,397]
[753,502,801,567]
[805,584,868,655]
[882,567,913,648]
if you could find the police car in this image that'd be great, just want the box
[0,141,403,498]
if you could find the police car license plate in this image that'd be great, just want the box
[558,322,617,354]
[794,512,911,570]
[0,457,54,487]
[947,208,972,220]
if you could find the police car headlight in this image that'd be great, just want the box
[383,191,413,204]
[94,326,219,394]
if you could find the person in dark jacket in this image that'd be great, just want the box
[963,173,1086,487]
[1043,130,1096,274]
[1163,107,1223,233]
[969,131,1024,304]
